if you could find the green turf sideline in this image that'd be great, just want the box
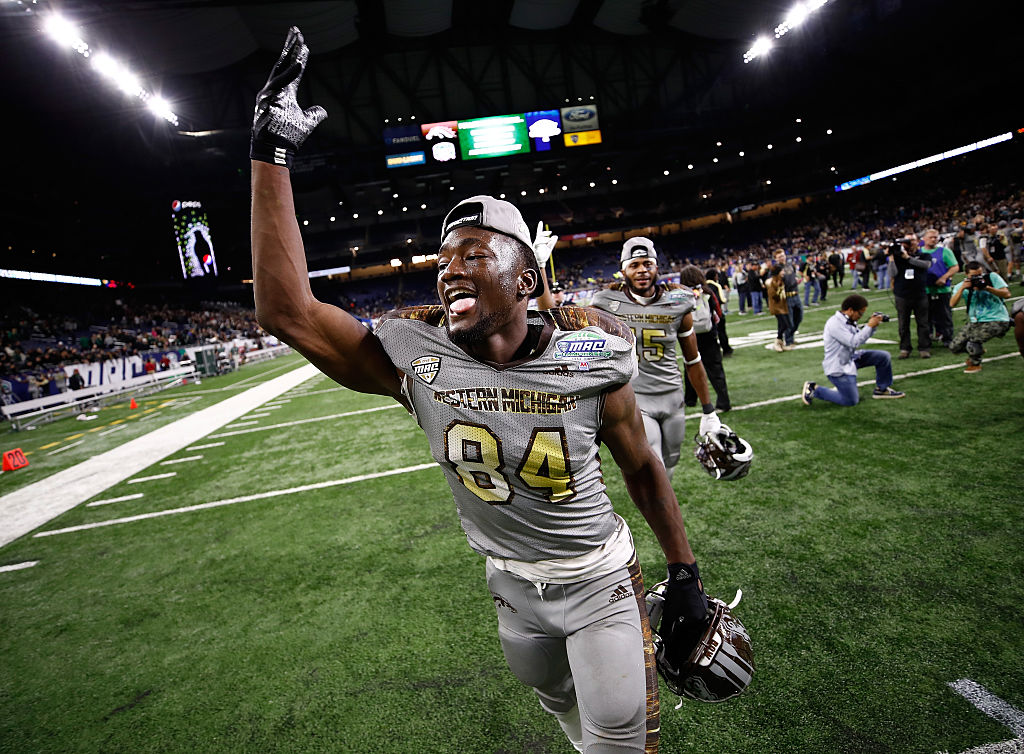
[0,363,320,549]
[33,463,438,538]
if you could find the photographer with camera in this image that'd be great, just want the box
[801,294,904,407]
[922,228,960,347]
[889,233,933,359]
[947,260,1012,373]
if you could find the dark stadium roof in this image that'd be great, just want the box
[0,0,1017,285]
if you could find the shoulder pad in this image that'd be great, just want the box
[377,305,446,327]
[548,306,634,344]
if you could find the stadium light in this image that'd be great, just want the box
[744,0,830,61]
[687,164,694,169]
[390,258,402,267]
[743,36,774,63]
[37,12,179,125]
[835,130,1015,192]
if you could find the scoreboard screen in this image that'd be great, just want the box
[382,105,599,167]
[457,115,530,160]
[170,200,218,279]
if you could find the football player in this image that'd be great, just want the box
[581,238,723,480]
[250,28,720,753]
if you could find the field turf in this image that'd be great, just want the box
[1,283,1022,753]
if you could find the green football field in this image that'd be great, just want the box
[1,283,1022,754]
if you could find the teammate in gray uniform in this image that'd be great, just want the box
[585,238,722,480]
[250,28,717,753]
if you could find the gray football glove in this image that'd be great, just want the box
[251,26,327,169]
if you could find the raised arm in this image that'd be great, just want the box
[249,28,403,402]
[251,163,403,399]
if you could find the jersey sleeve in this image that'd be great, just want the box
[373,306,446,373]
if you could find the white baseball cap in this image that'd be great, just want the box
[441,195,533,251]
[620,236,657,268]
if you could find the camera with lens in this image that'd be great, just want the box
[969,273,991,290]
[872,312,891,322]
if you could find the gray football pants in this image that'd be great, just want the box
[486,555,660,753]
[637,389,686,479]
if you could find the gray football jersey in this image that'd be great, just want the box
[375,306,637,562]
[590,283,696,395]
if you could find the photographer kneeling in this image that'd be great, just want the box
[801,294,905,407]
[948,261,1012,373]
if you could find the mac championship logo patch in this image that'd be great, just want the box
[411,356,441,384]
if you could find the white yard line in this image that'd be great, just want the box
[87,493,144,507]
[160,455,203,465]
[127,472,177,484]
[949,679,1024,738]
[208,404,403,438]
[187,442,225,451]
[47,440,84,456]
[226,420,259,428]
[246,413,271,418]
[0,560,39,573]
[34,463,438,538]
[0,363,320,548]
[98,424,127,436]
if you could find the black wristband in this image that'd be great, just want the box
[701,403,715,414]
[667,560,701,588]
[250,135,295,170]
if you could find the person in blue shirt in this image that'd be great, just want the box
[948,260,1012,373]
[801,294,905,406]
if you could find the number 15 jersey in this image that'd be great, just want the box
[375,305,637,563]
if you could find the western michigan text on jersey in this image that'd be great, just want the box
[433,387,579,413]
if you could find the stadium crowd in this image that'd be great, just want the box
[3,180,1021,404]
[1,301,265,401]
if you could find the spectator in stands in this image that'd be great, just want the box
[68,369,85,391]
[921,228,960,347]
[948,261,1012,373]
[680,266,732,411]
[890,234,932,358]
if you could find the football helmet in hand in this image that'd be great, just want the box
[694,424,753,481]
[646,583,754,703]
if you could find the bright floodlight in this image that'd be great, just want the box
[38,13,179,126]
[743,36,774,63]
[43,14,87,53]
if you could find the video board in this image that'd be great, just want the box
[383,105,601,167]
[170,200,217,279]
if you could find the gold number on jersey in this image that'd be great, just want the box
[631,327,666,362]
[517,428,575,503]
[445,421,512,503]
[444,422,574,505]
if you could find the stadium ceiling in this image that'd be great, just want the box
[0,0,1016,282]
[2,0,1008,184]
